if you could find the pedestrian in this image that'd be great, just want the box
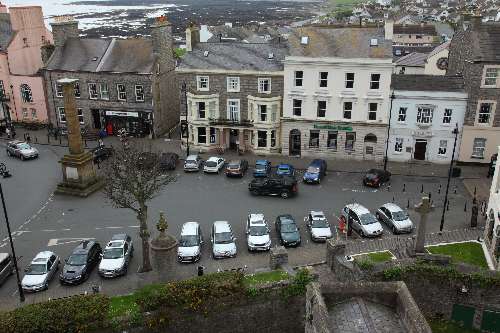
[5,127,10,139]
[98,138,104,147]
[26,132,31,144]
[11,127,16,139]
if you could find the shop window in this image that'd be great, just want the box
[257,130,267,148]
[74,82,81,98]
[345,73,354,89]
[319,72,328,88]
[345,132,355,151]
[370,74,380,89]
[258,78,271,93]
[472,138,486,159]
[417,107,433,124]
[443,108,452,124]
[55,83,63,98]
[198,102,206,119]
[398,107,407,122]
[197,127,206,144]
[309,130,319,148]
[100,83,109,100]
[438,140,447,156]
[343,102,352,120]
[327,131,337,150]
[293,99,302,116]
[317,101,326,118]
[368,103,378,121]
[88,83,98,100]
[259,105,267,121]
[294,71,303,87]
[478,102,493,124]
[135,85,145,102]
[117,84,127,101]
[20,84,33,103]
[227,77,240,92]
[271,130,276,147]
[197,76,209,91]
[395,138,403,152]
[22,108,28,119]
[31,108,37,120]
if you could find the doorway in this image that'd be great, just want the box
[289,129,301,156]
[414,139,427,160]
[91,109,101,129]
[363,133,377,160]
[229,129,239,150]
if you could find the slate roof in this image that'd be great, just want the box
[45,37,155,73]
[287,27,392,59]
[391,74,465,92]
[471,22,500,62]
[177,42,288,71]
[393,24,437,35]
[427,40,450,59]
[0,13,13,51]
[395,52,428,67]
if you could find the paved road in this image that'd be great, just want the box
[0,149,479,309]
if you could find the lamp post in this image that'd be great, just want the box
[439,123,459,232]
[181,81,190,156]
[383,91,396,171]
[0,183,24,302]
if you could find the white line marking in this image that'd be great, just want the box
[105,226,123,229]
[47,238,94,247]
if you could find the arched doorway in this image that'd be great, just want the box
[363,133,377,159]
[289,129,301,156]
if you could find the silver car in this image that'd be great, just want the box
[376,203,414,234]
[98,234,133,278]
[22,251,60,292]
[6,140,39,160]
[184,154,203,172]
[341,204,383,238]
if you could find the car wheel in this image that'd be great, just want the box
[375,212,380,221]
[318,178,321,184]
[251,190,259,196]
[392,226,397,234]
[280,191,289,199]
[20,155,25,161]
[360,230,365,237]
[44,282,49,290]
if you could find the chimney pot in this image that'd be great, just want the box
[185,23,200,52]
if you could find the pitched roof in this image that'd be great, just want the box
[427,40,450,59]
[395,52,428,67]
[177,42,288,72]
[287,27,392,59]
[471,22,500,61]
[45,38,111,72]
[391,74,465,92]
[97,39,154,73]
[0,13,13,51]
[393,24,437,35]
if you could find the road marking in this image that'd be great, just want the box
[47,237,94,247]
[105,226,123,229]
[0,243,6,248]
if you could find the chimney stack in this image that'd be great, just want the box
[186,23,200,52]
[50,16,78,48]
[471,13,482,31]
[385,19,393,40]
[150,16,174,71]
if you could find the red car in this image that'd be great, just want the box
[363,169,391,188]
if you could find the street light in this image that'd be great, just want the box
[0,183,24,302]
[383,91,396,171]
[439,123,459,232]
[181,81,190,156]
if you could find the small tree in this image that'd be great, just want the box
[102,143,174,272]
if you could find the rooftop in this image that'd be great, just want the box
[0,13,13,51]
[394,24,437,35]
[391,74,465,92]
[395,52,428,67]
[470,22,500,62]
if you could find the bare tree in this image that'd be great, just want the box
[102,143,174,272]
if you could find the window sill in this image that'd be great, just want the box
[117,99,127,102]
[327,147,338,151]
[135,100,145,103]
[197,89,209,92]
[470,155,485,159]
[227,90,240,93]
[475,123,493,127]
[89,97,98,100]
[437,154,447,158]
[393,151,403,154]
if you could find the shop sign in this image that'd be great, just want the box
[313,124,353,131]
[105,111,139,118]
[413,130,433,137]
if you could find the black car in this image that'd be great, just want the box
[92,146,113,163]
[363,169,391,188]
[275,214,301,247]
[488,153,498,178]
[59,240,102,285]
[225,159,249,177]
[248,176,298,199]
[159,152,179,171]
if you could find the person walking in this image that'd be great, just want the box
[98,138,104,147]
[26,132,31,144]
[5,127,10,139]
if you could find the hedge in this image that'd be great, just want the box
[0,294,110,333]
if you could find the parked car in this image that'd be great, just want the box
[0,253,14,286]
[211,221,237,259]
[204,156,225,173]
[159,152,179,171]
[60,240,102,285]
[98,234,133,278]
[22,251,60,292]
[253,159,271,177]
[184,154,203,172]
[341,204,383,237]
[376,203,414,234]
[92,146,113,163]
[363,169,391,188]
[6,140,39,160]
[177,222,203,263]
[276,163,295,177]
[248,176,298,199]
[246,214,271,251]
[303,159,327,184]
[275,215,301,247]
[488,153,498,178]
[225,159,248,177]
[304,211,333,242]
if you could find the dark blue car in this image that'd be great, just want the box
[253,160,271,177]
[303,159,327,184]
[276,164,295,177]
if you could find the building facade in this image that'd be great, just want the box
[385,21,438,46]
[177,25,287,155]
[447,15,500,164]
[389,75,467,164]
[484,145,500,271]
[0,4,53,124]
[43,16,178,137]
[281,27,393,160]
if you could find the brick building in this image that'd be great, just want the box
[447,15,500,163]
[176,25,288,154]
[43,16,178,138]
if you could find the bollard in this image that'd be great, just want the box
[429,192,432,200]
[403,183,406,192]
[407,199,410,209]
[454,186,457,194]
[420,184,424,193]
[438,184,441,194]
[85,139,87,147]
[59,136,62,145]
[464,201,467,212]
[474,186,477,197]
[197,265,204,276]
[35,136,38,143]
[387,185,391,192]
[447,200,450,211]
[392,196,395,203]
[47,134,50,144]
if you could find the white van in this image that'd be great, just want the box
[178,222,203,263]
[211,221,237,259]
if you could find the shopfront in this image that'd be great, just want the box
[102,110,152,137]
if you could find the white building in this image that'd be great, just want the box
[485,146,500,270]
[281,27,393,160]
[389,74,467,163]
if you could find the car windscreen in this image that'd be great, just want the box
[18,143,31,150]
[205,161,217,167]
[27,263,47,275]
[365,172,379,179]
[255,164,266,169]
[281,223,298,233]
[179,235,198,247]
[249,225,268,236]
[103,248,123,259]
[67,254,87,266]
[278,166,289,172]
[306,166,320,174]
[228,163,240,169]
[185,159,197,164]
[311,219,329,228]
[214,231,233,244]
[359,213,378,225]
[392,211,409,221]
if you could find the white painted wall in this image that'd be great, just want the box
[424,47,449,75]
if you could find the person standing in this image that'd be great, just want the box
[26,133,31,144]
[5,127,10,139]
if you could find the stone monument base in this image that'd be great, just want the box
[151,235,178,282]
[55,152,104,197]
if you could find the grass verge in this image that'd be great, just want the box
[429,319,480,333]
[426,242,488,269]
[243,270,289,288]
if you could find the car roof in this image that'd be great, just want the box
[255,159,269,164]
[213,221,231,232]
[73,240,96,254]
[278,214,295,223]
[381,203,404,212]
[310,210,326,219]
[228,160,242,164]
[249,213,265,224]
[367,169,383,174]
[181,221,199,234]
[186,154,199,160]
[207,156,221,162]
[345,203,371,215]
[32,251,55,263]
[277,164,292,168]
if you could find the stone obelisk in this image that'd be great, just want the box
[55,78,102,197]
[414,196,434,253]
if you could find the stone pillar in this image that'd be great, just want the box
[150,212,178,282]
[55,78,103,197]
[414,196,434,253]
[269,246,288,270]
